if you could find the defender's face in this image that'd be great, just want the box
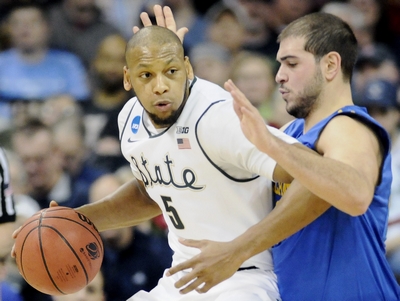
[124,43,192,128]
[275,36,324,118]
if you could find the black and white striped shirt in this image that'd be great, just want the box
[0,148,15,223]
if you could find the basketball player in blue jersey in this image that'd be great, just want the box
[165,11,400,301]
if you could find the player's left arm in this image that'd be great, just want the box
[230,80,382,216]
[271,116,382,216]
[167,180,331,294]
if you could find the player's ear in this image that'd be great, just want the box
[184,56,194,80]
[323,51,340,81]
[123,66,132,91]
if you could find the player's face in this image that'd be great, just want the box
[123,43,193,128]
[275,36,324,119]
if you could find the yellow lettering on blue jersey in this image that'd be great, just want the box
[273,182,291,197]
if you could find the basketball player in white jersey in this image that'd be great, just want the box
[11,7,308,301]
[71,24,300,300]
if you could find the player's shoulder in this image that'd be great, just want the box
[119,96,139,114]
[191,77,232,102]
[117,96,138,125]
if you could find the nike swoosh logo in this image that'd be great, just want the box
[127,137,139,143]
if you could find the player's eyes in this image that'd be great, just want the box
[167,69,177,75]
[140,72,151,79]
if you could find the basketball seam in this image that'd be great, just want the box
[39,224,90,292]
[40,216,103,253]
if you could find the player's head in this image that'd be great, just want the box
[123,26,194,128]
[275,12,358,118]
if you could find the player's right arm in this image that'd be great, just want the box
[76,178,161,232]
[167,179,331,294]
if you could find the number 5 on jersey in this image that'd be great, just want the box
[161,196,185,229]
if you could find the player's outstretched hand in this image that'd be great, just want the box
[11,200,60,258]
[132,5,188,43]
[225,79,271,153]
[166,238,243,294]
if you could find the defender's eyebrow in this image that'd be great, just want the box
[277,55,298,63]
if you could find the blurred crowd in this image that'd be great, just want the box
[0,0,399,300]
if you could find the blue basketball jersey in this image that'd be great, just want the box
[272,106,400,300]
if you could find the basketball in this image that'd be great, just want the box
[14,206,104,296]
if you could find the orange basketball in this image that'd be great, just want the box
[14,206,104,295]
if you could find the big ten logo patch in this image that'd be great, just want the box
[176,126,189,134]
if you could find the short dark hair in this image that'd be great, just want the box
[126,26,184,65]
[278,12,358,82]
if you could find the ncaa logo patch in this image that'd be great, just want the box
[131,116,141,134]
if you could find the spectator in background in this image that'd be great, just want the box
[48,0,120,68]
[322,1,396,59]
[321,2,367,48]
[387,0,400,67]
[95,0,146,40]
[39,94,82,127]
[354,79,400,283]
[348,0,394,50]
[229,50,277,122]
[142,0,209,54]
[0,3,90,102]
[189,42,231,87]
[238,0,315,59]
[11,118,93,210]
[352,44,400,102]
[52,116,106,202]
[205,1,248,57]
[83,34,130,172]
[89,174,172,301]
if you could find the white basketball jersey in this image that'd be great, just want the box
[119,78,292,271]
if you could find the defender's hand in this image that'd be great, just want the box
[226,79,272,152]
[133,5,188,43]
[166,238,242,294]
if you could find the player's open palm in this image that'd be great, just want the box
[166,238,243,294]
[225,80,272,152]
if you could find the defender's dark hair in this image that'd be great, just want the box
[278,12,358,81]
